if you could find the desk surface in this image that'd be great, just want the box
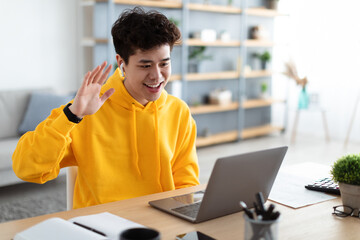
[0,184,359,240]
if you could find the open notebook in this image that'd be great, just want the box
[14,212,144,240]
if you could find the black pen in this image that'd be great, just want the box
[256,192,266,212]
[263,203,275,220]
[239,201,254,219]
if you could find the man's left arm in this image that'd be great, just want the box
[172,117,200,189]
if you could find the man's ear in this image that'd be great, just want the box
[116,54,126,76]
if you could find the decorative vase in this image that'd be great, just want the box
[298,87,309,109]
[339,182,360,213]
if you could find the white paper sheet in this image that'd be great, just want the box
[269,168,337,209]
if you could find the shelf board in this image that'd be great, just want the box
[243,40,274,47]
[82,0,108,4]
[187,39,241,47]
[242,98,284,109]
[244,70,272,78]
[190,102,239,115]
[81,38,108,46]
[241,124,283,139]
[113,0,182,8]
[187,3,242,14]
[169,74,181,81]
[245,8,286,17]
[197,130,238,147]
[81,1,96,6]
[187,71,239,81]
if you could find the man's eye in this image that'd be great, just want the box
[140,65,151,68]
[161,62,170,67]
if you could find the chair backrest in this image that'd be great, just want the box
[66,166,78,210]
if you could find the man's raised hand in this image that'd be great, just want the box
[69,61,115,118]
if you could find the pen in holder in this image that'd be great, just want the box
[240,192,280,240]
[243,214,279,240]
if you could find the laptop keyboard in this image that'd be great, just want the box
[172,202,201,219]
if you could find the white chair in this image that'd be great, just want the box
[291,92,330,143]
[66,166,78,210]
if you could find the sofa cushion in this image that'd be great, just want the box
[18,92,74,135]
[0,90,32,139]
[0,137,19,171]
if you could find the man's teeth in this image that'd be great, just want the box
[145,82,161,88]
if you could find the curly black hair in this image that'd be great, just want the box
[111,7,181,64]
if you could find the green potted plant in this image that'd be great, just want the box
[188,46,212,73]
[331,154,360,212]
[168,17,180,27]
[254,51,271,70]
[260,82,268,99]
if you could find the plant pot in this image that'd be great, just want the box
[260,92,268,99]
[267,0,278,10]
[188,62,199,73]
[261,60,267,70]
[339,182,360,213]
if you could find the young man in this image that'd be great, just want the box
[13,7,199,209]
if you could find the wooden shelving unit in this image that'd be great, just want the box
[187,39,241,47]
[169,74,181,82]
[81,38,108,47]
[187,3,242,14]
[114,0,182,8]
[196,130,238,147]
[187,71,240,81]
[190,102,239,115]
[242,98,284,109]
[168,71,240,82]
[244,70,272,78]
[80,1,288,147]
[243,40,275,47]
[246,8,285,17]
[241,125,283,139]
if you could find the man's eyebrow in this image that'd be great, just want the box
[138,57,170,63]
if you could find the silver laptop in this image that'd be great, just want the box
[149,146,288,223]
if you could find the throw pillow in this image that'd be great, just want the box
[18,91,74,134]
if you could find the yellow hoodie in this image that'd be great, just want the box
[12,69,199,208]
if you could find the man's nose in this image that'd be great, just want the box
[149,66,161,80]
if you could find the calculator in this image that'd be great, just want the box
[305,177,340,195]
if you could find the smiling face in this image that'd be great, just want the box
[116,44,171,106]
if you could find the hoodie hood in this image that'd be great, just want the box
[100,68,168,112]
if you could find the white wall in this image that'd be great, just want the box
[2,0,360,142]
[273,0,360,142]
[0,0,78,92]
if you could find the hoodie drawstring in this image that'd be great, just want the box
[132,103,141,177]
[153,102,163,191]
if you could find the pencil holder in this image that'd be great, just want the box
[243,214,279,240]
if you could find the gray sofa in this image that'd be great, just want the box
[0,89,73,187]
[0,90,32,187]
